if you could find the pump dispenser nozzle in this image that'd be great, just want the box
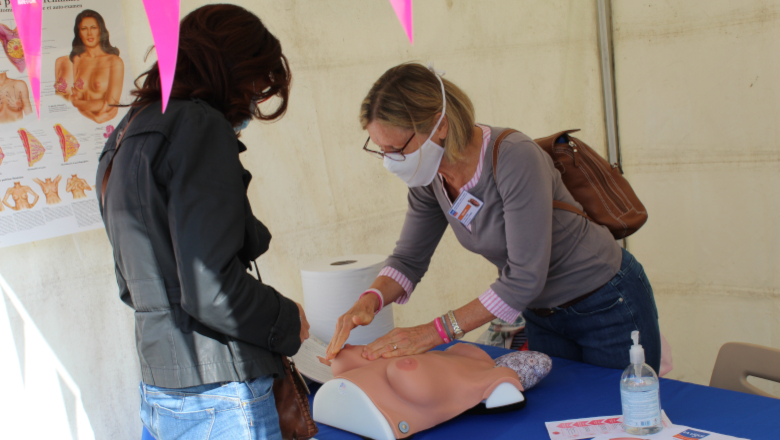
[628,330,645,365]
[630,331,645,365]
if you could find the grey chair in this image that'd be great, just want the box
[709,342,780,399]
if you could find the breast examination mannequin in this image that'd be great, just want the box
[314,343,536,439]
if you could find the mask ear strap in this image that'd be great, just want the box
[427,62,447,135]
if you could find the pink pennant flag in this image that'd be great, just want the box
[10,0,42,119]
[388,0,413,45]
[142,0,180,113]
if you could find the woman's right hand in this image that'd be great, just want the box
[325,294,380,360]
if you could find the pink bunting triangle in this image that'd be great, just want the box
[388,0,413,45]
[10,0,42,119]
[142,0,180,113]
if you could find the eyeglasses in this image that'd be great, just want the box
[363,132,415,162]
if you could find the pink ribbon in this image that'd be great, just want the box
[388,0,413,45]
[142,0,180,113]
[10,0,42,119]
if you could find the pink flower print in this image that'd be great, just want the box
[104,125,115,139]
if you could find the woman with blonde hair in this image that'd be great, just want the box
[326,62,662,372]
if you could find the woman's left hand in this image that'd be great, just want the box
[362,322,442,360]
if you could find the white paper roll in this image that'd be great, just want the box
[301,254,394,346]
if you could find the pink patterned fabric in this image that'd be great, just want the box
[479,289,522,323]
[495,351,552,391]
[378,266,414,304]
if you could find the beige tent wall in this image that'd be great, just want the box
[611,0,780,392]
[0,1,776,438]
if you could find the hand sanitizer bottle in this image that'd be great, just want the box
[620,331,662,435]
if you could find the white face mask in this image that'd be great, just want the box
[383,66,447,188]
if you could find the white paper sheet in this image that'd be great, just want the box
[588,424,747,440]
[547,411,673,440]
[292,334,334,384]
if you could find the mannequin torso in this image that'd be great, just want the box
[331,344,522,438]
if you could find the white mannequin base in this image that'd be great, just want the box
[313,378,525,440]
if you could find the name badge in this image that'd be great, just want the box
[448,190,483,227]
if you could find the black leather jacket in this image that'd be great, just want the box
[96,99,301,388]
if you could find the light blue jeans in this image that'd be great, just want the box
[140,375,282,440]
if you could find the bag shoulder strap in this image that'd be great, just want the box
[101,105,149,206]
[491,128,592,221]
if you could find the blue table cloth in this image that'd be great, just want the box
[309,342,780,440]
[142,342,780,440]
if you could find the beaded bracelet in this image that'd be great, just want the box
[447,310,465,340]
[433,317,451,343]
[358,288,384,315]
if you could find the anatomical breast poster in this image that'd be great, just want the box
[0,0,134,248]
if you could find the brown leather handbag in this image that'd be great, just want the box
[273,356,318,440]
[492,129,648,239]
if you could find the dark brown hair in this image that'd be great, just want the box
[130,4,291,127]
[70,10,120,62]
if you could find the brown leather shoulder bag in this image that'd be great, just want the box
[492,129,648,239]
[273,356,318,440]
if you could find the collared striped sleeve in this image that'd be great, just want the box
[378,266,415,304]
[478,288,522,323]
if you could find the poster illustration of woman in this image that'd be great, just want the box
[54,10,124,124]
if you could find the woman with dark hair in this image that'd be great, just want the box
[55,9,123,123]
[96,5,308,439]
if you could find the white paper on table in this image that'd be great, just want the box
[292,335,334,384]
[546,411,673,440]
[588,424,748,440]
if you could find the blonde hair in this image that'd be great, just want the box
[360,63,475,162]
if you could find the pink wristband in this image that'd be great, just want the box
[359,289,384,315]
[433,317,451,344]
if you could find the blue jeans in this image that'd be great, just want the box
[140,375,281,440]
[523,248,661,371]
